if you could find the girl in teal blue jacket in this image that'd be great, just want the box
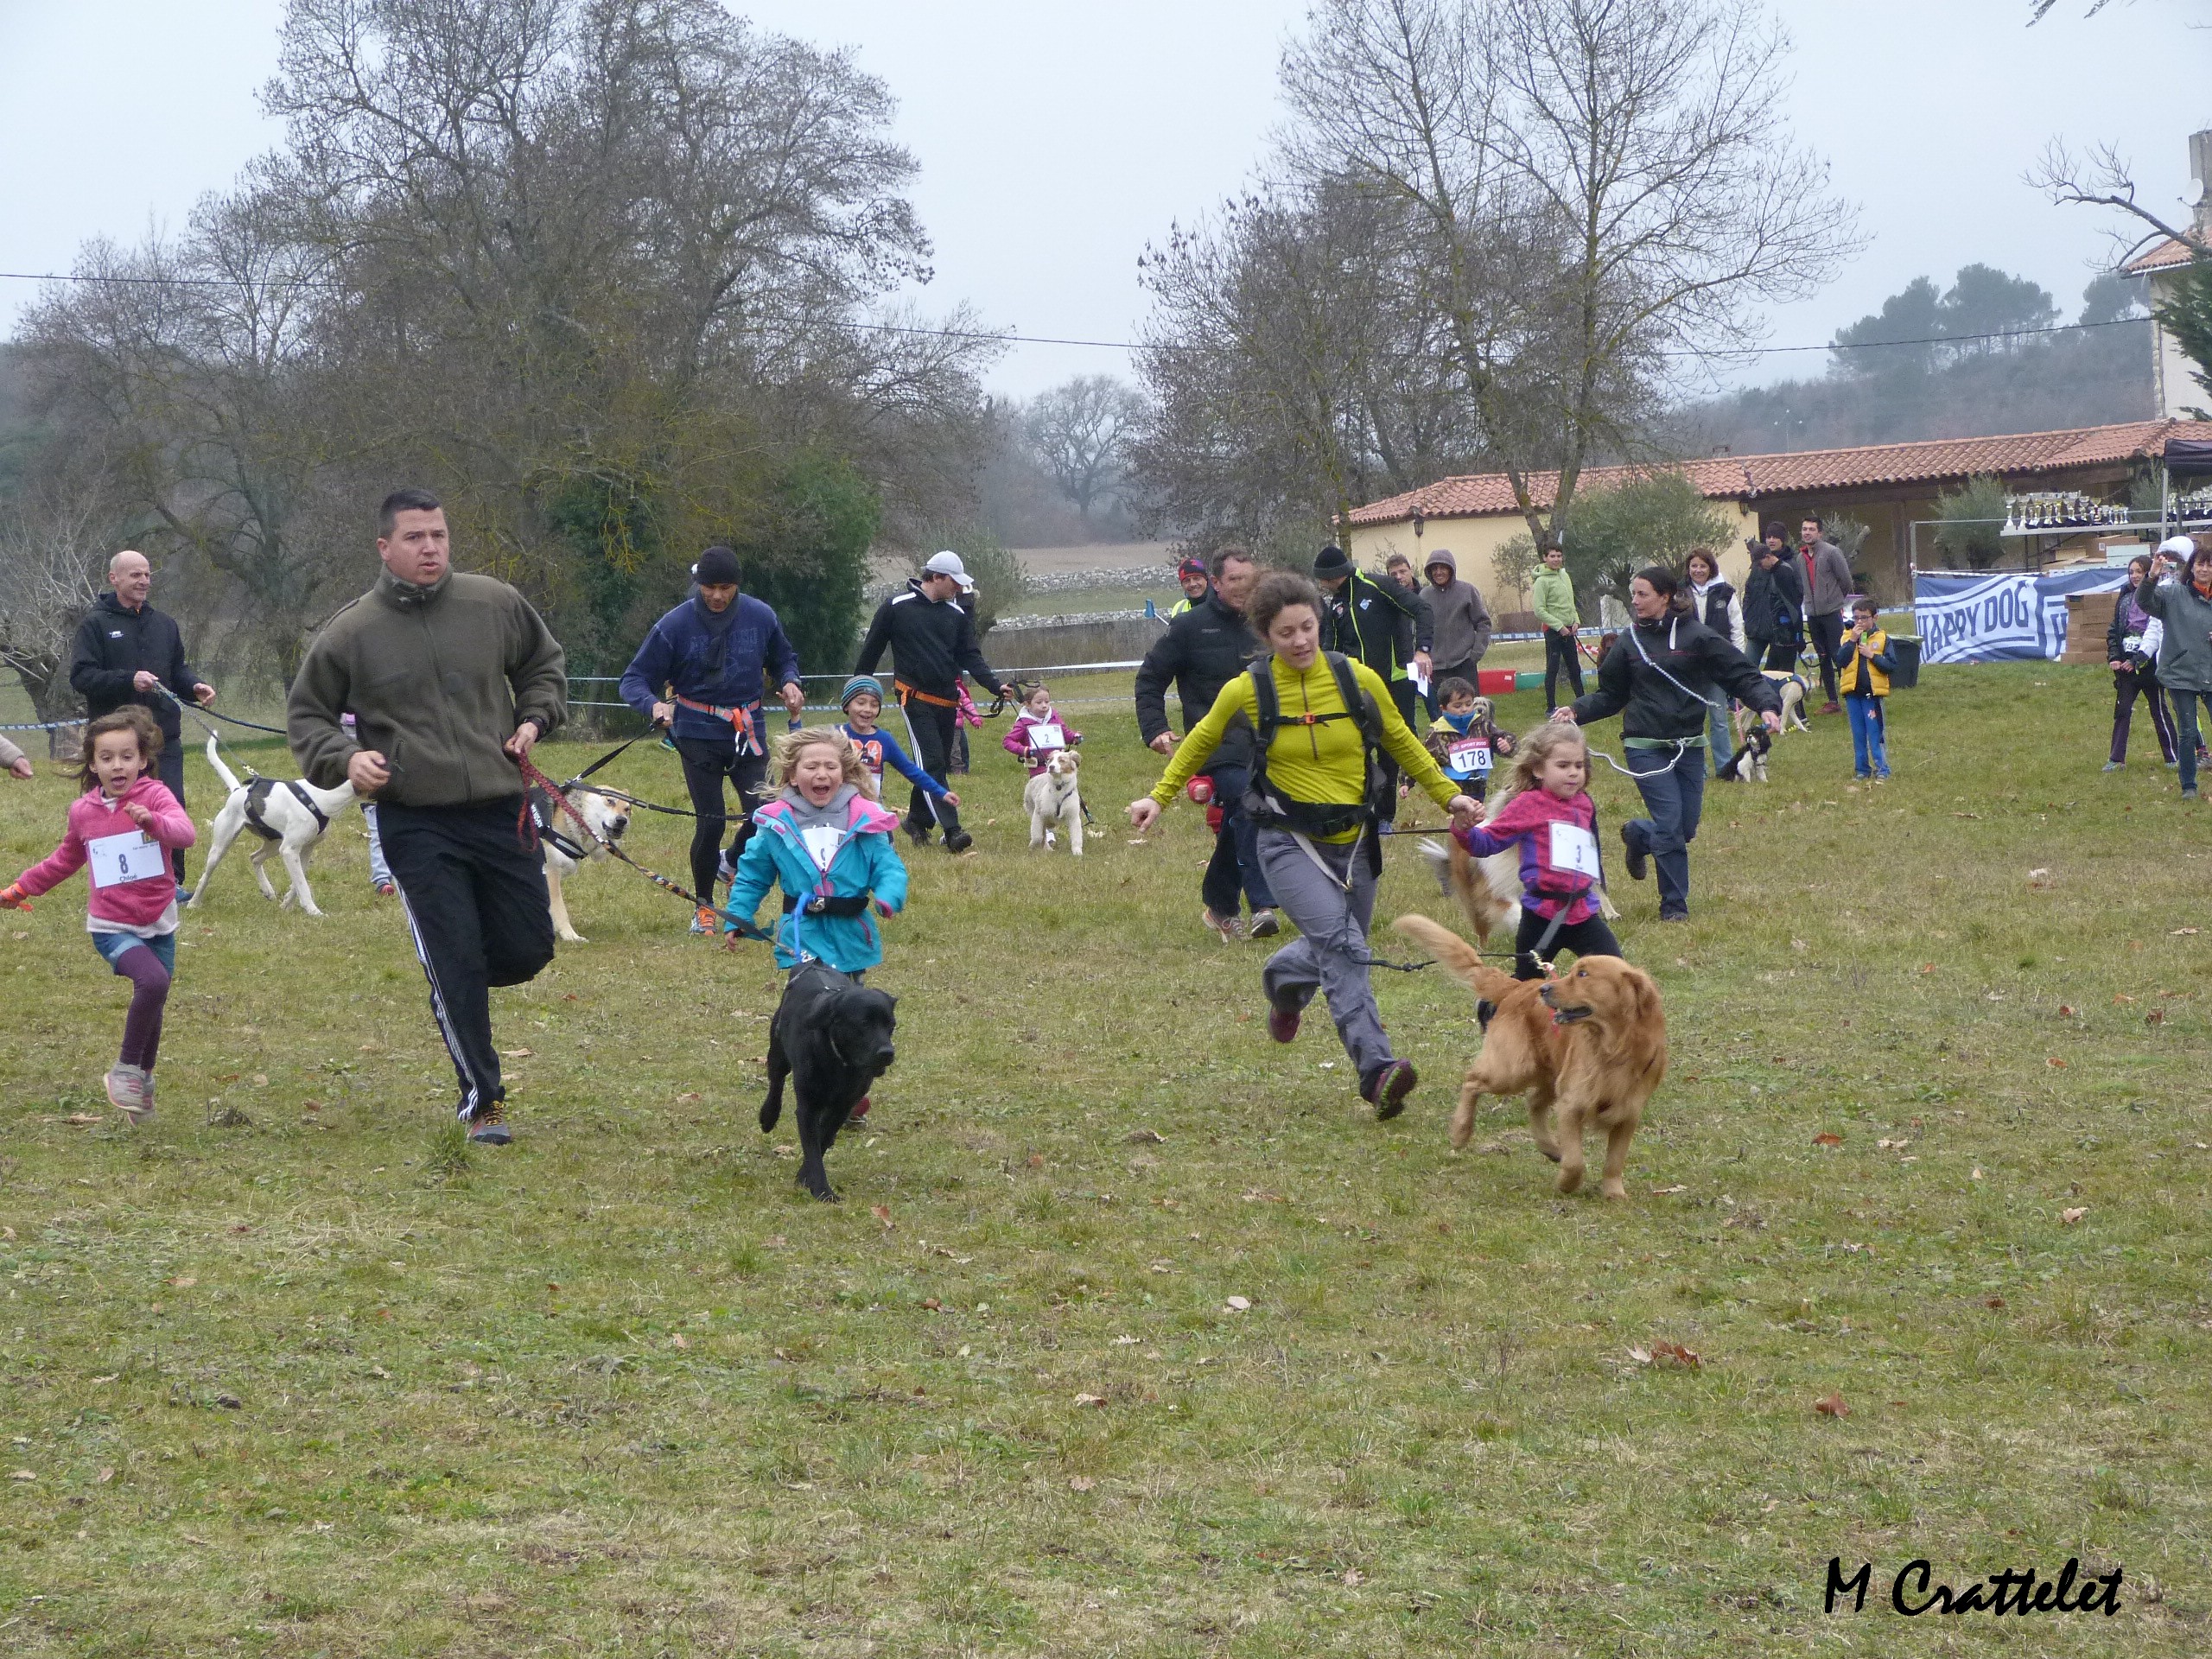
[726,729,909,977]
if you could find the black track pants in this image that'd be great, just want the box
[675,735,770,898]
[899,697,964,839]
[378,799,556,1119]
[1513,911,1622,981]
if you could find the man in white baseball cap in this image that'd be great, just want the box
[854,551,1014,851]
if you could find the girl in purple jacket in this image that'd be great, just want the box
[1452,722,1621,981]
[1,709,197,1122]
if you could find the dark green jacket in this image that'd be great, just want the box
[289,570,568,807]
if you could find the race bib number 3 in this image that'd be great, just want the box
[1447,737,1492,774]
[87,830,164,890]
[798,825,843,872]
[1548,822,1602,880]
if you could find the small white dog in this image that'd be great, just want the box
[1023,748,1084,856]
[528,784,633,944]
[193,734,358,918]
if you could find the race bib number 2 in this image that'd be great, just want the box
[1548,822,1602,880]
[87,830,164,890]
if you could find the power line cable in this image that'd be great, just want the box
[0,266,2152,359]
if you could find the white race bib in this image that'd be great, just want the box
[1446,736,1492,774]
[798,824,843,872]
[1548,822,1601,880]
[88,830,165,890]
[1027,722,1065,752]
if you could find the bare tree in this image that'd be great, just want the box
[1020,377,1144,526]
[0,471,111,740]
[2028,137,2210,267]
[1278,0,1856,541]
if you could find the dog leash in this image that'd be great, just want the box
[512,754,772,943]
[149,683,278,779]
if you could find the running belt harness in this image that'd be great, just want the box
[1242,652,1391,858]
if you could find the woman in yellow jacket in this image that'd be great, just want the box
[1128,571,1479,1118]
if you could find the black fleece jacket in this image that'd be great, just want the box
[70,594,201,741]
[1571,613,1779,741]
[1133,592,1261,767]
[1323,570,1421,675]
[853,582,1003,700]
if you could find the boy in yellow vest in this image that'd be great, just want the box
[1835,599,1895,782]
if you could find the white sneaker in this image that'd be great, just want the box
[1202,906,1243,943]
[105,1065,151,1124]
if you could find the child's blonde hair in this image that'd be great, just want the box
[772,727,878,800]
[1491,721,1588,813]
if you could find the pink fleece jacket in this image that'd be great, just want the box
[1004,706,1082,775]
[13,777,195,931]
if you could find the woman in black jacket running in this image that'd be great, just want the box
[1554,566,1781,921]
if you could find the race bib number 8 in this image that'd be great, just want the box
[1447,736,1492,774]
[1548,822,1601,880]
[87,830,164,890]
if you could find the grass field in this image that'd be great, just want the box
[0,664,2206,1656]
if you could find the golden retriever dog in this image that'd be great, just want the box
[1394,913,1667,1199]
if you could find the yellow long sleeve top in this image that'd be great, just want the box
[1151,654,1459,842]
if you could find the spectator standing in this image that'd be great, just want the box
[1834,599,1896,782]
[618,545,805,932]
[1798,514,1853,713]
[1133,547,1276,940]
[69,550,217,888]
[289,488,568,1146]
[2136,537,2212,801]
[1531,540,1583,711]
[2105,550,2178,771]
[1741,528,1805,671]
[0,734,34,780]
[1682,547,1744,770]
[852,550,1016,852]
[1419,550,1495,716]
[1384,552,1435,722]
[1554,565,1781,921]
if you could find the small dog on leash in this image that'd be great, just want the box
[760,961,899,1202]
[1024,747,1084,855]
[192,734,358,918]
[524,784,633,944]
[1716,721,1774,783]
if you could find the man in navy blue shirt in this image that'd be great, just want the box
[620,546,804,932]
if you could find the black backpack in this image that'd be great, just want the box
[1243,652,1392,860]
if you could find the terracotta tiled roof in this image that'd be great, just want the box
[2123,236,2202,275]
[1344,420,2181,525]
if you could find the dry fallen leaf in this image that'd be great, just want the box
[675,1090,700,1102]
[669,1333,689,1350]
[1650,1339,1702,1370]
[2146,1009,2166,1026]
[1342,1568,1366,1586]
[1224,1295,1252,1312]
[1071,1392,1108,1408]
[921,1298,943,1313]
[2057,1005,2075,1017]
[2172,927,2199,937]
[2113,993,2136,1004]
[8,1470,33,1482]
[2061,1207,2088,1224]
[1628,1345,1653,1365]
[1812,1132,1843,1147]
[169,1276,197,1288]
[1918,963,1936,974]
[500,1048,533,1059]
[1813,1393,1849,1418]
[2027,868,2050,880]
[1027,1152,1046,1168]
[1971,1166,1984,1180]
[1984,1296,2006,1309]
[870,1204,895,1231]
[2047,1057,2068,1069]
[1069,1476,1096,1492]
[1876,1137,1909,1151]
[1652,1184,1688,1195]
[1125,1128,1166,1145]
[66,1114,100,1126]
[96,1466,114,1484]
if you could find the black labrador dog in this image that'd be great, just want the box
[760,962,898,1201]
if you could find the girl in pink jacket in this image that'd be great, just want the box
[2,709,196,1123]
[1002,682,1082,776]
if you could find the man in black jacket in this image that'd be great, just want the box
[70,550,217,886]
[853,550,1016,853]
[1133,548,1275,938]
[1313,543,1425,801]
[1740,525,1804,671]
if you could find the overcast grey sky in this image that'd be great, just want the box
[2,0,2206,404]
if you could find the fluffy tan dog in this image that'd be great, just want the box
[1394,913,1667,1199]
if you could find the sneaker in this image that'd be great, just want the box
[1659,909,1690,923]
[1248,908,1281,939]
[2101,760,2125,772]
[467,1101,512,1145]
[1620,824,1647,882]
[944,829,974,854]
[141,1071,156,1120]
[1266,997,1302,1044]
[849,1095,871,1122]
[174,887,194,906]
[1363,1058,1417,1120]
[716,850,735,884]
[1853,772,1871,782]
[1202,906,1243,943]
[1819,701,1842,715]
[105,1065,150,1123]
[2185,789,2200,802]
[691,907,717,934]
[1874,771,1891,783]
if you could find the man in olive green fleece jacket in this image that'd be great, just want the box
[1529,542,1583,712]
[289,488,568,1144]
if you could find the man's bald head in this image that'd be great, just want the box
[108,550,152,609]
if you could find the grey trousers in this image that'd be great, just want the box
[1255,829,1392,1083]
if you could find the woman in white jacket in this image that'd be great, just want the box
[1684,549,1745,772]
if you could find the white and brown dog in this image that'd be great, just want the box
[1023,748,1084,856]
[526,783,633,944]
[192,734,358,918]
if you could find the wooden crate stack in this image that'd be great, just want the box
[2063,591,2120,665]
